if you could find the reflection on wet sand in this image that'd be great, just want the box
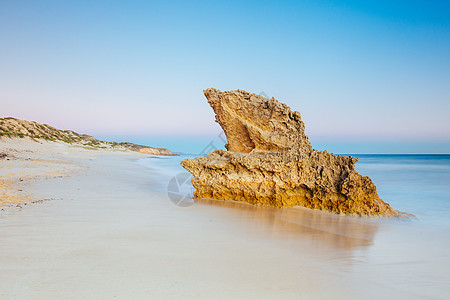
[195,198,379,258]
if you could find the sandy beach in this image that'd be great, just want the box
[1,138,449,299]
[2,0,450,298]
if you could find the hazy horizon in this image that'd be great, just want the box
[94,133,450,155]
[1,1,449,153]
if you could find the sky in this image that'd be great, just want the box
[1,0,449,153]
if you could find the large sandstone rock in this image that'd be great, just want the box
[204,88,312,153]
[181,88,397,216]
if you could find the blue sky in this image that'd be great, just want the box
[1,0,449,153]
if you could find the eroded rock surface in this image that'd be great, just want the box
[204,88,312,153]
[181,88,397,216]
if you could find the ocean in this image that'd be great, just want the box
[141,154,450,224]
[139,153,450,298]
[354,154,450,227]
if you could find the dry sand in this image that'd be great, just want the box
[0,138,84,208]
[0,137,448,299]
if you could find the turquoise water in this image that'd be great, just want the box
[353,154,450,226]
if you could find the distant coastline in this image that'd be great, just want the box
[0,117,176,156]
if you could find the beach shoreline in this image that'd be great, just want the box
[0,137,149,209]
[0,138,449,299]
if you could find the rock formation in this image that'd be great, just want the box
[181,88,398,216]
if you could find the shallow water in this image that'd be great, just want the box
[1,153,449,299]
[353,154,450,226]
[141,154,450,299]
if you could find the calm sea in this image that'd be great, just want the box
[353,154,450,227]
[139,153,450,298]
[142,153,450,226]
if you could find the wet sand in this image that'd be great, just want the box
[1,138,449,299]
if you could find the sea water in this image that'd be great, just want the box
[354,154,450,227]
[141,154,450,226]
[139,153,450,298]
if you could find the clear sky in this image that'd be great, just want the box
[1,0,449,153]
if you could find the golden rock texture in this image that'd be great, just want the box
[204,88,312,153]
[181,88,398,216]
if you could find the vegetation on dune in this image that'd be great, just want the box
[0,117,175,155]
